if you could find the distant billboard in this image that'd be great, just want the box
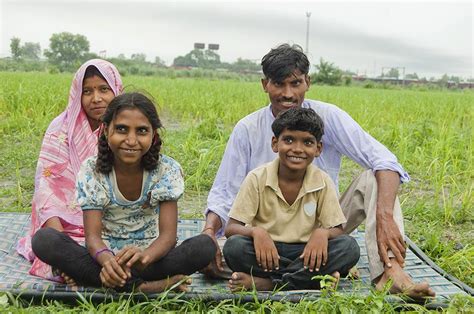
[208,44,219,50]
[194,43,205,49]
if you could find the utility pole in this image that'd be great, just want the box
[305,12,311,55]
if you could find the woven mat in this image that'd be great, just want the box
[0,212,471,305]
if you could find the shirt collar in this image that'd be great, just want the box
[265,158,326,193]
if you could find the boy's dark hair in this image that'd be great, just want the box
[96,92,163,173]
[84,65,106,81]
[271,107,324,141]
[261,44,310,83]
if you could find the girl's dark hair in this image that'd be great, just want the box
[84,65,106,81]
[96,93,163,173]
[271,107,324,142]
[261,44,310,83]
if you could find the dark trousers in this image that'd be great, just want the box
[32,227,216,291]
[223,234,360,290]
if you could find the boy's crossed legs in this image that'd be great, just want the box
[223,234,359,291]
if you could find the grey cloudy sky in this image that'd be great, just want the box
[1,0,472,78]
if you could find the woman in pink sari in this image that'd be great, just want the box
[17,59,123,281]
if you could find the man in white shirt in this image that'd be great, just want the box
[202,44,434,298]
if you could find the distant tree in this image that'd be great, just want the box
[117,53,126,60]
[10,37,22,60]
[21,42,41,60]
[439,74,449,83]
[449,75,460,84]
[203,50,220,68]
[405,72,419,80]
[44,32,90,71]
[131,53,147,63]
[173,49,221,68]
[386,68,399,79]
[313,58,342,85]
[342,69,356,76]
[154,56,166,67]
[228,58,260,72]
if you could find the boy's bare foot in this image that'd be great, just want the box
[228,272,274,292]
[138,275,192,293]
[329,271,340,289]
[348,266,360,279]
[375,259,435,299]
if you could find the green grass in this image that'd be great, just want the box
[0,72,473,311]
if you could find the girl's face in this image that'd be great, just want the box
[105,108,153,169]
[81,75,115,130]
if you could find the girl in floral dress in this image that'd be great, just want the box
[31,92,215,292]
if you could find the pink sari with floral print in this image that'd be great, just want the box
[17,59,123,281]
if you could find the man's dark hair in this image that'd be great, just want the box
[272,107,324,141]
[261,44,310,83]
[96,92,163,173]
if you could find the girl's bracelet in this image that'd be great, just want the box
[94,248,114,262]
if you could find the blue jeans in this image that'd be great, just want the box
[223,234,360,290]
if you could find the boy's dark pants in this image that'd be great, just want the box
[223,234,360,290]
[32,227,216,291]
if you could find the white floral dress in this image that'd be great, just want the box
[76,154,184,252]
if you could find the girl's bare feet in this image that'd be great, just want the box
[228,272,275,292]
[61,272,78,289]
[375,259,435,299]
[138,275,192,293]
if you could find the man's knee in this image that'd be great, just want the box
[359,169,376,187]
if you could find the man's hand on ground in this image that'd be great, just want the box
[376,213,406,267]
[200,228,226,278]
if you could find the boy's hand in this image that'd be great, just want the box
[300,228,329,272]
[115,246,151,273]
[99,256,128,288]
[252,227,280,272]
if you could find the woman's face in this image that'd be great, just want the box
[81,75,115,130]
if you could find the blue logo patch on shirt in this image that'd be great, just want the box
[304,202,317,216]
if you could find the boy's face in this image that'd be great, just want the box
[261,70,310,118]
[271,128,322,174]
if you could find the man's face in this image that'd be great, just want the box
[261,70,310,117]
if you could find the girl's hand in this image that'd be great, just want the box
[99,256,128,288]
[252,227,280,272]
[116,246,151,271]
[300,228,329,272]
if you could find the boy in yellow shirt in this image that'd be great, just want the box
[224,107,360,291]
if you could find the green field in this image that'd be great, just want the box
[0,72,473,311]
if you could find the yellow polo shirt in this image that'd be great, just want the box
[229,158,347,243]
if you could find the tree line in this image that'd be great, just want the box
[5,32,470,87]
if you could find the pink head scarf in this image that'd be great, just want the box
[17,59,123,280]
